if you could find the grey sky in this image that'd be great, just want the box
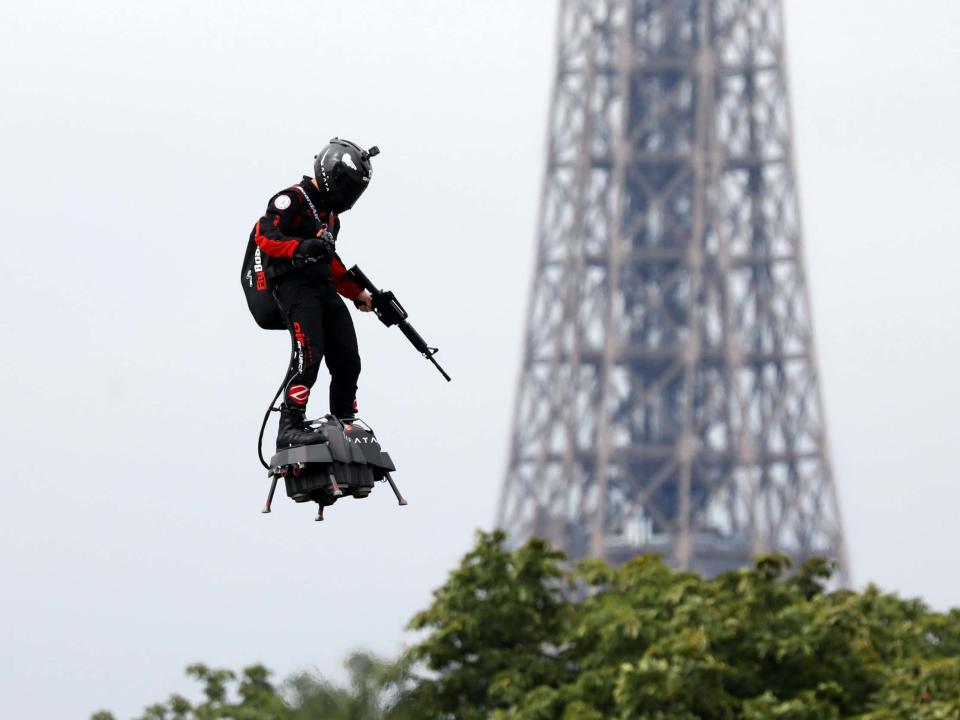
[0,1,958,717]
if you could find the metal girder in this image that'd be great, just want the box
[497,0,849,583]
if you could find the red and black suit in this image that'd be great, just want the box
[250,177,364,418]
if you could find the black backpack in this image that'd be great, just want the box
[240,236,287,330]
[243,185,326,330]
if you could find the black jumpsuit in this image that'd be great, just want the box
[250,177,364,418]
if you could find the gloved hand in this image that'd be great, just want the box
[295,230,335,261]
[353,290,374,312]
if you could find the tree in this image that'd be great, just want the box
[94,532,960,719]
[393,531,960,719]
[91,653,404,720]
[398,532,570,719]
[289,651,412,720]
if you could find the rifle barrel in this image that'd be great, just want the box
[429,355,452,382]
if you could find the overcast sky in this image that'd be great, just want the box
[1,1,958,717]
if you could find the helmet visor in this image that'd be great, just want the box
[332,165,371,210]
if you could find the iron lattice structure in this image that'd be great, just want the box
[497,0,848,581]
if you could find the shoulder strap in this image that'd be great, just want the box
[292,185,323,227]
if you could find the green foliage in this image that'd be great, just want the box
[94,532,960,719]
[391,532,960,719]
[288,651,414,720]
[92,653,404,720]
[401,531,570,719]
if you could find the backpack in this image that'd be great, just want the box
[240,236,287,330]
[242,185,324,330]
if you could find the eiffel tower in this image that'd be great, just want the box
[497,0,849,581]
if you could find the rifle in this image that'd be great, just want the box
[346,265,451,382]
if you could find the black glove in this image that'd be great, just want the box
[295,231,335,261]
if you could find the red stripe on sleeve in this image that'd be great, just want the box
[254,220,300,259]
[331,256,363,299]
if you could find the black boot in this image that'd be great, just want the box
[276,405,327,450]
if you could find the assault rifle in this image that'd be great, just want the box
[346,265,451,382]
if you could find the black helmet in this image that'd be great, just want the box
[313,138,379,212]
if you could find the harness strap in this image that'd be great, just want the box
[292,185,323,226]
[265,257,305,280]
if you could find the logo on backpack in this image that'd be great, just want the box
[254,247,268,291]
